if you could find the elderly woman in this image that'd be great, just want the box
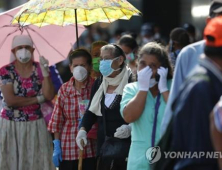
[120,42,172,170]
[48,49,97,170]
[0,35,55,170]
[76,44,133,170]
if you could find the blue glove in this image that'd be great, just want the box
[52,139,62,167]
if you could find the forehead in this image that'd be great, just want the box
[120,45,133,54]
[100,49,114,59]
[139,54,160,65]
[92,45,104,53]
[14,45,32,49]
[70,56,88,65]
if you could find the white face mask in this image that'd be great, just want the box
[16,48,32,63]
[149,78,157,88]
[73,66,88,82]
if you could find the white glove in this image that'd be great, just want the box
[76,130,87,150]
[157,67,168,93]
[137,66,153,91]
[114,124,131,139]
[39,56,49,77]
[37,95,45,104]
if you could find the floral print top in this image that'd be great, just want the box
[0,61,43,121]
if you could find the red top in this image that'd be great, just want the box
[48,76,97,160]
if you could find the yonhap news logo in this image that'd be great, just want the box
[146,146,161,164]
[146,146,222,164]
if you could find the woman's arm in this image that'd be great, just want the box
[54,132,60,139]
[80,110,97,132]
[80,77,102,132]
[162,91,169,103]
[47,87,65,135]
[42,76,56,101]
[39,56,56,101]
[1,84,38,107]
[123,91,148,123]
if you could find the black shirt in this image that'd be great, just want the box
[81,75,132,156]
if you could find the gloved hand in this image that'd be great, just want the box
[52,139,62,167]
[39,56,49,77]
[137,66,153,91]
[114,124,131,139]
[76,129,87,150]
[36,95,45,104]
[157,67,168,93]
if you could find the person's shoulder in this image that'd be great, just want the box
[94,76,103,86]
[178,40,205,58]
[183,67,211,92]
[183,40,205,51]
[124,82,138,91]
[59,77,73,91]
[0,62,14,74]
[88,76,95,86]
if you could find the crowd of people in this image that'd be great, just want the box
[1,0,222,170]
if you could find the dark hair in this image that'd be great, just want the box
[100,44,126,68]
[139,42,173,79]
[183,23,196,35]
[118,34,138,50]
[90,41,108,52]
[204,46,222,58]
[68,48,92,66]
[170,27,190,47]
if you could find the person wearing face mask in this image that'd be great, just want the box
[120,42,173,170]
[140,23,155,46]
[118,34,138,75]
[90,41,108,78]
[76,44,133,170]
[47,49,97,170]
[0,35,55,170]
[168,27,190,69]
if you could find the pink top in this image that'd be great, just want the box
[0,61,44,121]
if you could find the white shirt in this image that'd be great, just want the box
[105,93,117,107]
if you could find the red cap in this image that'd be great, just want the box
[204,16,222,47]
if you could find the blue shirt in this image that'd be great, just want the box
[161,40,205,135]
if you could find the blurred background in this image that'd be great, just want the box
[0,0,211,41]
[0,0,212,82]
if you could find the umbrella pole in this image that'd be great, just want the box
[75,9,79,48]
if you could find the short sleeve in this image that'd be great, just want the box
[0,66,13,86]
[120,82,137,118]
[47,86,65,133]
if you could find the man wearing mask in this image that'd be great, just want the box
[48,49,97,170]
[170,15,222,170]
[168,27,190,68]
[161,0,222,135]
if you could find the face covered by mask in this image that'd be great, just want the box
[16,48,32,63]
[92,57,100,72]
[149,78,158,88]
[73,66,88,82]
[99,57,121,77]
[125,53,135,63]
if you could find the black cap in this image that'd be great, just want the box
[209,0,222,18]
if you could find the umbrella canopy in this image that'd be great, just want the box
[0,5,85,68]
[13,0,142,26]
[12,0,141,47]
